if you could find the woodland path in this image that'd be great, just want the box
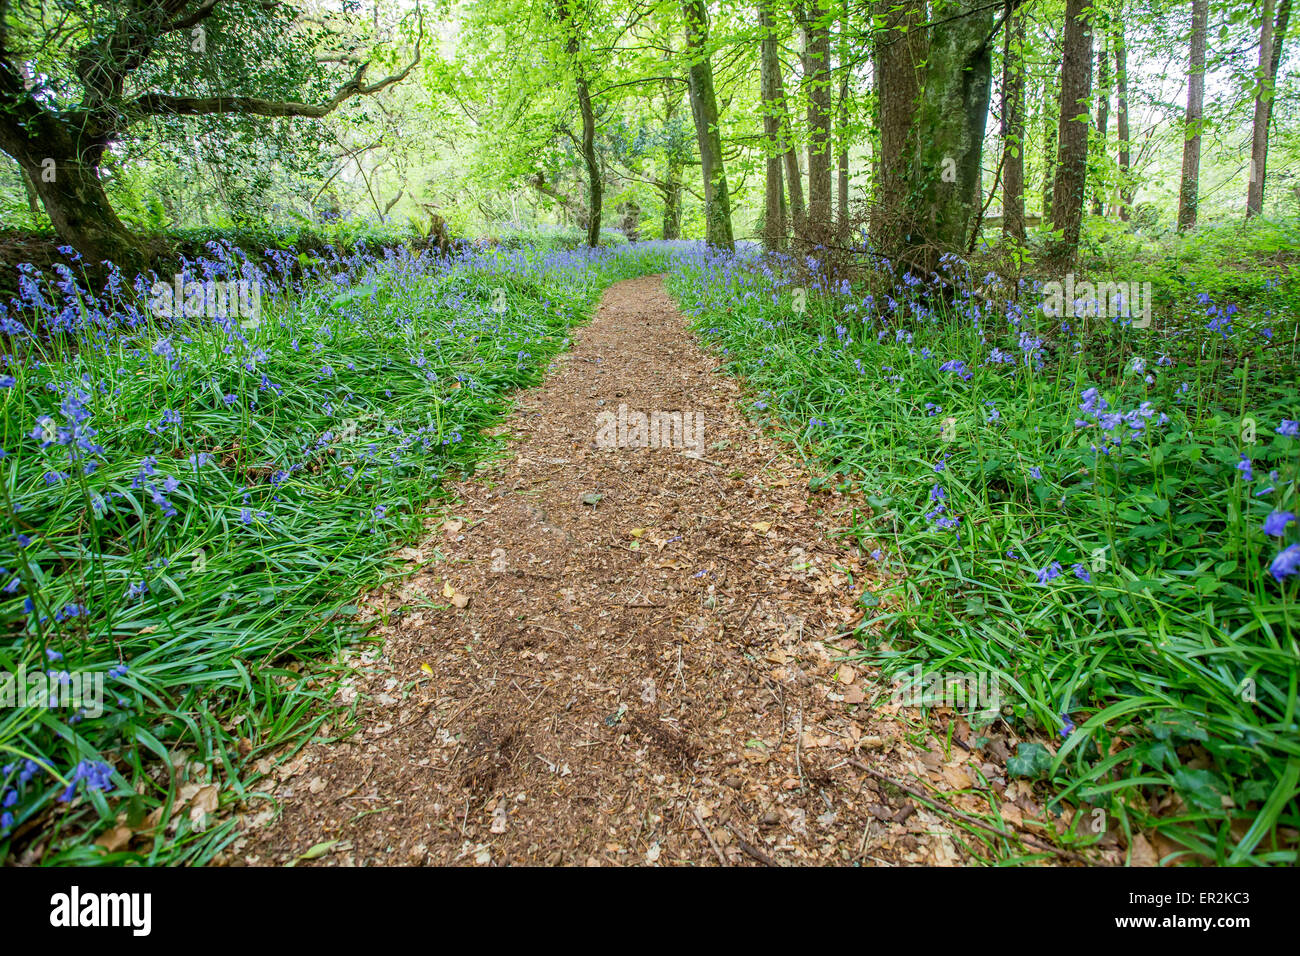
[235,276,1022,866]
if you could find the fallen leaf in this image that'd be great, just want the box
[94,826,132,853]
[751,521,772,533]
[942,765,974,789]
[192,784,219,814]
[1130,833,1159,867]
[287,840,339,866]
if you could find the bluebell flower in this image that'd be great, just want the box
[939,359,971,380]
[1264,511,1296,537]
[1079,388,1107,415]
[57,760,114,803]
[1035,561,1063,584]
[1278,420,1299,438]
[1269,544,1300,581]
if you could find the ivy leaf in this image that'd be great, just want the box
[1006,742,1053,778]
[1172,767,1228,812]
[1148,710,1209,743]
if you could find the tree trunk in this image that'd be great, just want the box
[1263,0,1294,210]
[661,82,685,240]
[913,0,994,257]
[16,149,143,270]
[577,87,601,247]
[1176,1,1208,229]
[1092,37,1109,216]
[1178,0,1208,231]
[774,59,806,239]
[805,0,833,232]
[1049,0,1093,269]
[1272,0,1293,79]
[661,164,683,239]
[779,171,789,249]
[836,0,850,234]
[1114,18,1132,220]
[1247,0,1282,217]
[1040,57,1058,222]
[19,165,44,225]
[1001,10,1026,241]
[559,0,601,247]
[760,1,787,251]
[870,0,924,248]
[683,0,735,250]
[0,71,145,269]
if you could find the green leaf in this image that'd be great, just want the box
[1172,768,1228,812]
[287,840,339,866]
[1007,742,1053,778]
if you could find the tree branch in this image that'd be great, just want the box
[127,9,421,122]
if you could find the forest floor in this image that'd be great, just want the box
[232,276,1076,866]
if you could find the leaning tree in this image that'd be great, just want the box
[0,0,420,271]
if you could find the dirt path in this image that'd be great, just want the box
[235,275,990,866]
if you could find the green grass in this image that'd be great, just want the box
[668,240,1300,866]
[0,239,675,864]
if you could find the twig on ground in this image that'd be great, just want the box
[727,824,776,867]
[845,758,1084,863]
[692,808,729,866]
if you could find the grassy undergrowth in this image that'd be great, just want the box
[0,239,676,864]
[669,241,1300,866]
